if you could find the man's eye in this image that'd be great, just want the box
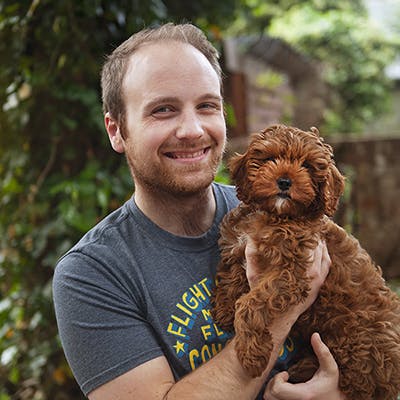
[198,103,218,110]
[153,106,174,114]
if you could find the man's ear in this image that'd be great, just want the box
[104,112,125,153]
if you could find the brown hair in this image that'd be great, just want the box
[100,23,222,132]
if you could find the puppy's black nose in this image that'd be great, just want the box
[277,177,292,191]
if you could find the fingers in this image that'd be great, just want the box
[264,335,342,400]
[244,237,260,289]
[264,371,296,400]
[264,372,288,400]
[311,333,339,376]
[319,241,331,281]
[244,237,258,262]
[309,240,331,284]
[299,241,331,313]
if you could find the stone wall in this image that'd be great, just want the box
[331,136,400,279]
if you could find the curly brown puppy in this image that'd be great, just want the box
[211,124,400,400]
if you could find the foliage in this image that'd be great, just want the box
[236,0,399,133]
[230,0,364,34]
[389,279,400,297]
[269,4,399,133]
[1,0,399,398]
[0,1,238,398]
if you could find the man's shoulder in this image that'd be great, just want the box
[212,182,238,208]
[56,199,134,268]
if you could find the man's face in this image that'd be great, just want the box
[109,41,226,197]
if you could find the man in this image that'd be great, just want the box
[53,23,344,399]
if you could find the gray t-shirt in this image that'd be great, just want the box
[53,183,239,395]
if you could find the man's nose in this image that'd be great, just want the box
[175,110,205,139]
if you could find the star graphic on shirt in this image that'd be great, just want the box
[173,340,186,355]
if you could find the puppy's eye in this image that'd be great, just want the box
[264,157,276,162]
[302,161,312,170]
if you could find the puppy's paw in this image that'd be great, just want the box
[287,355,318,383]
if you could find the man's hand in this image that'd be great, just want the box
[263,333,345,400]
[244,237,263,289]
[245,237,331,300]
[297,239,331,314]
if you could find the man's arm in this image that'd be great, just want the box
[88,341,267,400]
[88,312,295,400]
[89,241,333,400]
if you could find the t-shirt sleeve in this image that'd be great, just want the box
[53,250,164,395]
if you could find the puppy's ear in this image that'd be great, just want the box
[309,126,320,138]
[325,162,345,216]
[229,152,252,204]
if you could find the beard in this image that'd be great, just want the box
[125,141,225,198]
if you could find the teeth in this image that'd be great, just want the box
[167,149,206,159]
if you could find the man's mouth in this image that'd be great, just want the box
[164,147,210,159]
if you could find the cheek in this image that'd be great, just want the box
[290,171,317,203]
[127,124,169,156]
[214,115,227,142]
[123,133,161,165]
[292,170,314,187]
[202,113,226,143]
[145,133,166,154]
[125,107,170,152]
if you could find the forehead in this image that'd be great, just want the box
[122,41,220,100]
[249,129,327,160]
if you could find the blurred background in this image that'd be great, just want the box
[0,0,399,398]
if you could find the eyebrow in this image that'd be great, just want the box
[197,93,223,102]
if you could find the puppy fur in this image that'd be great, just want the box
[211,124,400,400]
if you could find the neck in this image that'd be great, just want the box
[134,183,216,237]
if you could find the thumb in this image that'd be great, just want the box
[311,332,338,375]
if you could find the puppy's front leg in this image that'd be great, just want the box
[234,270,308,377]
[212,261,249,331]
[234,289,274,377]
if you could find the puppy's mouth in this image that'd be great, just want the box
[277,192,291,199]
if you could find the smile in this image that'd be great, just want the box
[164,147,210,160]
